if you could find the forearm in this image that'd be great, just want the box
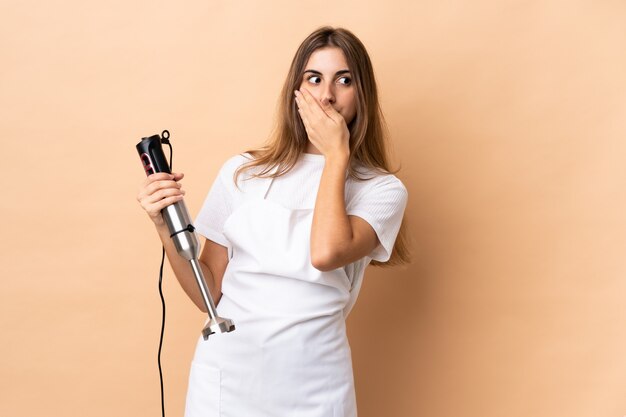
[310,153,352,268]
[154,222,221,312]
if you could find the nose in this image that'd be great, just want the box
[320,82,336,105]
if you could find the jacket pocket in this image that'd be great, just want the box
[184,361,221,417]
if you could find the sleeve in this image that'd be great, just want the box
[346,176,408,262]
[193,162,234,249]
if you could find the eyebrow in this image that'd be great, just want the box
[303,69,351,76]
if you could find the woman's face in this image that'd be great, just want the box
[298,46,357,125]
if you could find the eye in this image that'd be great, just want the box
[338,76,352,85]
[306,75,321,84]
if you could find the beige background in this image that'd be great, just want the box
[2,1,625,416]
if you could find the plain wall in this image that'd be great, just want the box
[1,1,625,416]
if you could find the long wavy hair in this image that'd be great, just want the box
[232,26,411,267]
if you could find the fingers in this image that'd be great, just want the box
[144,184,185,205]
[297,88,317,110]
[296,89,338,128]
[140,176,170,194]
[137,174,186,224]
[320,97,343,123]
[294,90,306,120]
[142,172,183,189]
[142,193,185,222]
[300,112,312,135]
[145,171,183,184]
[295,89,319,122]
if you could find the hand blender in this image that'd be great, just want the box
[136,130,235,340]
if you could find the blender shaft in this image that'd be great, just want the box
[189,257,219,318]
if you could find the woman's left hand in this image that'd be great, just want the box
[295,88,350,160]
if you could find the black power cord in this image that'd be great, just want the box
[157,138,173,417]
[158,246,167,417]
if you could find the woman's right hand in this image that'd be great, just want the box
[136,172,186,226]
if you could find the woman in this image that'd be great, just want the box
[137,26,410,417]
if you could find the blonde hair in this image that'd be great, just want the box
[232,26,411,267]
